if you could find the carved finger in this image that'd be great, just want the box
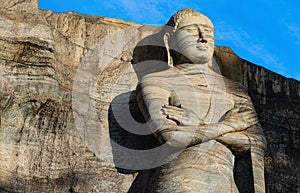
[167,114,183,123]
[167,114,183,121]
[163,109,183,119]
[168,109,182,117]
[164,105,183,112]
[161,106,179,115]
[163,109,181,117]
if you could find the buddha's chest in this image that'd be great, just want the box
[167,75,234,123]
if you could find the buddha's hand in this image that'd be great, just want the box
[156,119,203,147]
[162,105,204,126]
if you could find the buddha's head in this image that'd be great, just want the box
[164,8,214,65]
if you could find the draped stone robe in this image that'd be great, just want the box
[136,64,266,193]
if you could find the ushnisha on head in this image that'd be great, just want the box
[166,8,213,32]
[164,8,215,66]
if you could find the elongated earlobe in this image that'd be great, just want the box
[163,33,173,67]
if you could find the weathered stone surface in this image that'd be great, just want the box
[214,47,300,193]
[136,9,266,193]
[0,0,299,192]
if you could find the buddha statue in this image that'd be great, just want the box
[136,8,266,193]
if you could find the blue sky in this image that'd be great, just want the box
[39,0,300,80]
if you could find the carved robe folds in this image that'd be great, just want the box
[136,65,266,193]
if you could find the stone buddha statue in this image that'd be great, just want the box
[136,8,266,193]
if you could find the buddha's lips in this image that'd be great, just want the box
[176,41,209,52]
[196,45,208,50]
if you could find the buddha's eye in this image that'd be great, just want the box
[180,25,198,33]
[203,28,212,33]
[186,28,198,33]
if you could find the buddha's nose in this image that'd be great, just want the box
[198,38,208,43]
[197,26,207,43]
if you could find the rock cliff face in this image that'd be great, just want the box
[0,0,299,192]
[214,47,300,192]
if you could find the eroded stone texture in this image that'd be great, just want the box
[0,0,142,192]
[214,47,300,193]
[0,0,299,193]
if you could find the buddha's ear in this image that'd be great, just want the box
[163,33,173,67]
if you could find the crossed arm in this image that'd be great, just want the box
[136,78,266,153]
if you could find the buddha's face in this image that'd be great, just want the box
[170,15,214,64]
